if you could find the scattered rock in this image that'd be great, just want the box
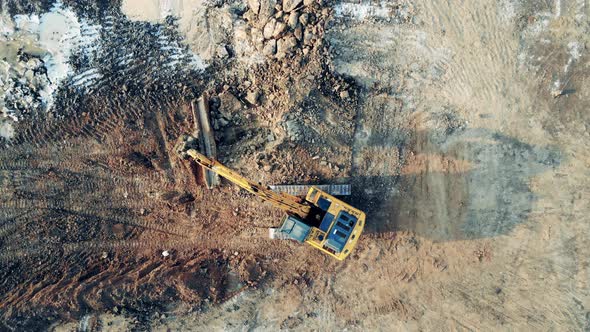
[263,19,277,39]
[24,70,34,83]
[218,92,244,118]
[272,21,287,38]
[276,35,298,58]
[258,0,277,25]
[218,117,230,127]
[26,58,41,69]
[217,45,230,58]
[263,39,277,56]
[248,0,261,14]
[285,119,302,139]
[299,13,310,26]
[250,27,265,50]
[303,29,314,45]
[288,12,300,29]
[339,90,349,99]
[294,26,303,41]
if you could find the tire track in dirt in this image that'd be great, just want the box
[421,0,519,105]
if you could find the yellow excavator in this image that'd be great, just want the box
[176,134,365,260]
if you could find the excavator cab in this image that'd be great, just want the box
[277,187,365,260]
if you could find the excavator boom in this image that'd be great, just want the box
[177,135,311,218]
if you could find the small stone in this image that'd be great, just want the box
[272,21,287,38]
[299,13,309,25]
[24,70,34,83]
[277,35,298,56]
[248,0,261,14]
[320,160,327,166]
[162,250,170,257]
[263,19,277,39]
[288,12,300,29]
[243,9,256,22]
[246,90,261,105]
[339,90,350,99]
[217,45,229,58]
[294,25,303,41]
[258,0,277,24]
[234,251,239,256]
[26,58,41,69]
[218,118,229,127]
[101,252,108,259]
[303,29,314,45]
[263,165,272,171]
[263,39,277,56]
[283,0,302,12]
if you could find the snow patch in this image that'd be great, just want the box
[497,0,519,23]
[334,1,392,20]
[567,41,582,60]
[6,1,101,112]
[0,121,15,139]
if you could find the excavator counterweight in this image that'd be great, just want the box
[176,134,365,260]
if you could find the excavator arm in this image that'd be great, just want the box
[176,135,311,219]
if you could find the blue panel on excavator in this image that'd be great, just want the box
[324,211,357,253]
[317,197,332,211]
[279,216,311,243]
[319,212,335,232]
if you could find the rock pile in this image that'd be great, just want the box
[241,0,326,59]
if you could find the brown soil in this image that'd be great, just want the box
[1,0,589,330]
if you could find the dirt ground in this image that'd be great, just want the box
[0,0,589,330]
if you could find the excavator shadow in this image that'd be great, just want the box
[340,128,563,242]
